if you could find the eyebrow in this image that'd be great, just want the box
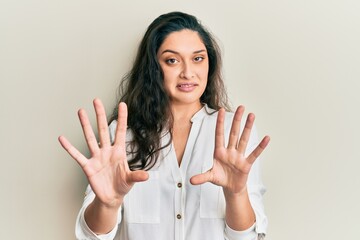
[160,49,206,55]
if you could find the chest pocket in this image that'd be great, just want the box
[200,164,226,219]
[123,170,160,223]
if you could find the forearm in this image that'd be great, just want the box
[84,196,122,235]
[224,187,255,231]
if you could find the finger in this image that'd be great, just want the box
[127,170,149,183]
[58,135,88,168]
[78,109,99,154]
[215,108,226,149]
[114,102,128,148]
[237,113,255,154]
[227,106,245,149]
[93,98,111,148]
[190,170,212,185]
[246,136,270,164]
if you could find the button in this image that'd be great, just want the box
[176,214,182,219]
[177,182,182,188]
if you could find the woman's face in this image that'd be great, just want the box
[157,29,209,108]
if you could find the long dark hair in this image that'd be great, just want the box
[109,11,230,170]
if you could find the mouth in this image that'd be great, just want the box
[176,83,198,92]
[177,83,198,87]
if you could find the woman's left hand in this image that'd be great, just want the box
[190,106,270,195]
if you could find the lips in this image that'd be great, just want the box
[176,83,198,92]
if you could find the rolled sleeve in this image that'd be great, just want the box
[224,222,257,240]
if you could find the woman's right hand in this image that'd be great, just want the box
[58,99,149,209]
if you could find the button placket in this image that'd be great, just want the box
[175,180,183,220]
[173,176,184,240]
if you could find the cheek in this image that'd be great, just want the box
[162,66,181,82]
[163,68,177,77]
[162,69,177,91]
[199,65,209,80]
[199,59,209,76]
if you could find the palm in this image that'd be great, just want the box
[191,106,270,194]
[59,99,148,208]
[83,147,132,205]
[209,149,251,193]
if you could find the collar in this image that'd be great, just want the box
[190,104,216,123]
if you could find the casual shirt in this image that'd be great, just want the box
[75,105,268,240]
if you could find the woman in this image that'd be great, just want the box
[59,11,270,240]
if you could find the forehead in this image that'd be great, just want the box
[158,29,206,53]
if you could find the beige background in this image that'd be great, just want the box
[1,0,359,239]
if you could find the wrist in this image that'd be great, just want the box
[93,195,123,210]
[223,186,248,199]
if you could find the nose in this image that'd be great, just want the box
[180,61,194,79]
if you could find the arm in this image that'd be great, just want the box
[224,187,255,231]
[191,106,270,238]
[59,99,148,236]
[84,196,122,235]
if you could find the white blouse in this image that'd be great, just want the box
[75,105,268,240]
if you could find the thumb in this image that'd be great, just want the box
[128,170,149,183]
[190,170,212,185]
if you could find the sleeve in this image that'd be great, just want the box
[75,185,122,240]
[224,222,257,240]
[224,124,268,240]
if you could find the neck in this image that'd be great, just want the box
[170,101,203,123]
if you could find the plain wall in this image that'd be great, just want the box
[1,0,359,239]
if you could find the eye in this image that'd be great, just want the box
[165,58,178,64]
[194,56,204,62]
